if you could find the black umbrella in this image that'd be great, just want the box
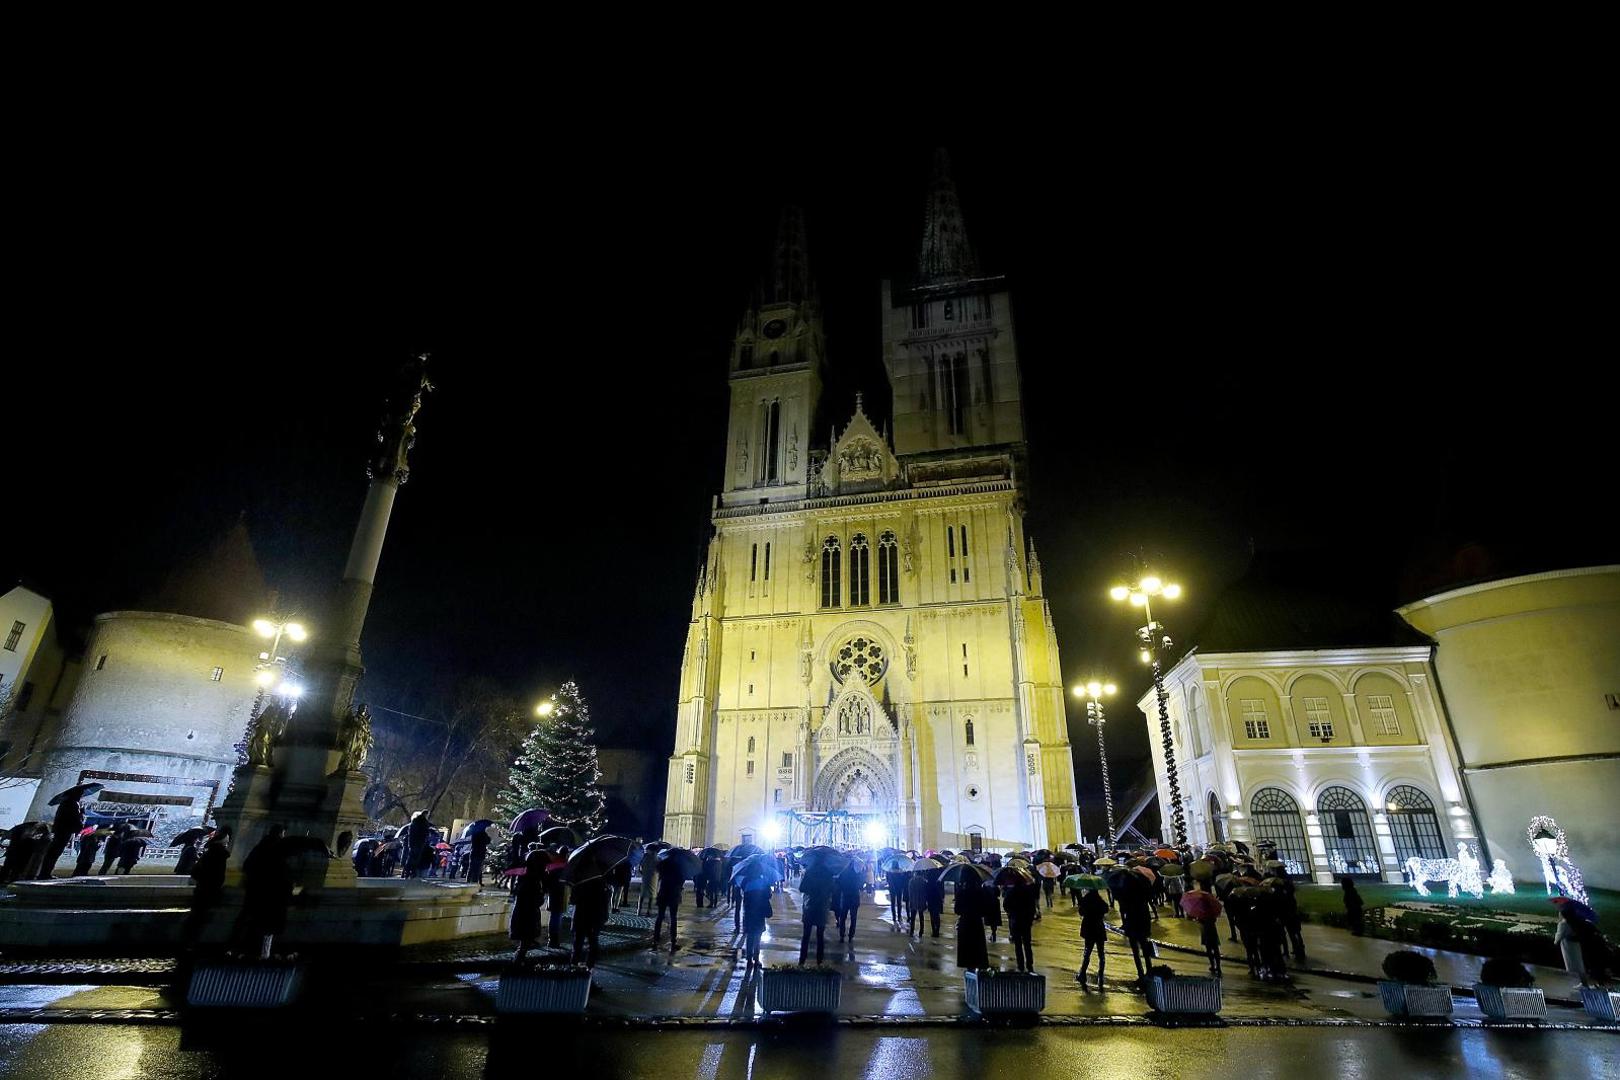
[993,866,1036,887]
[800,845,850,874]
[728,843,764,862]
[170,827,213,847]
[566,835,641,883]
[941,862,992,885]
[539,825,580,849]
[699,846,726,860]
[47,782,104,807]
[657,847,702,879]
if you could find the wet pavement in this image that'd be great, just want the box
[0,1018,1614,1079]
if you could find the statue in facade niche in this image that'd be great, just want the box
[337,703,373,773]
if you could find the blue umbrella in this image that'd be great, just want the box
[461,819,495,839]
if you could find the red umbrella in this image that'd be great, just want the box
[1132,865,1157,883]
[1181,890,1222,920]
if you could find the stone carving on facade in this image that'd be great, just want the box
[336,703,373,773]
[803,540,817,583]
[787,428,798,472]
[837,437,885,477]
[903,617,917,680]
[736,441,748,476]
[245,701,290,768]
[838,695,873,736]
[902,522,919,575]
[368,353,434,485]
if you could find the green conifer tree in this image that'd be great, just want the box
[495,680,606,836]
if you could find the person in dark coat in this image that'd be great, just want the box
[954,880,989,970]
[981,880,1002,943]
[73,829,102,877]
[1,824,38,884]
[741,883,773,968]
[1078,887,1109,989]
[571,877,612,968]
[543,852,570,948]
[926,872,946,938]
[1340,876,1365,936]
[885,868,910,927]
[703,855,726,908]
[404,811,433,879]
[1268,871,1305,962]
[173,832,207,877]
[100,822,131,875]
[1004,881,1040,973]
[509,849,548,964]
[834,863,863,944]
[353,838,378,878]
[1114,872,1156,977]
[116,836,149,874]
[906,872,931,939]
[44,797,85,878]
[238,825,293,960]
[17,823,53,880]
[467,829,490,885]
[798,868,834,965]
[182,827,232,948]
[653,854,686,953]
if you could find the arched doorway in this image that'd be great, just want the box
[1249,787,1309,878]
[1207,792,1225,843]
[1386,785,1446,863]
[1318,786,1379,877]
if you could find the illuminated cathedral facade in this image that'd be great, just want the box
[662,153,1080,852]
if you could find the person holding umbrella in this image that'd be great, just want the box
[798,865,835,965]
[1078,886,1110,989]
[100,822,131,875]
[1181,882,1224,975]
[182,826,232,949]
[404,810,434,879]
[116,832,149,874]
[237,824,293,960]
[951,870,990,970]
[982,878,1002,943]
[509,848,549,965]
[907,866,932,939]
[1001,870,1040,973]
[834,860,864,946]
[465,825,492,885]
[653,848,693,953]
[44,787,90,878]
[72,827,103,877]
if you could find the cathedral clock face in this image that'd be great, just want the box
[762,318,787,339]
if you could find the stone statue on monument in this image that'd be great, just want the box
[336,703,373,773]
[245,701,290,768]
[368,352,435,485]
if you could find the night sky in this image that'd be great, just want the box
[7,130,1611,838]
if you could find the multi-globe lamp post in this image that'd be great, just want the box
[1109,574,1188,845]
[250,616,308,712]
[1071,680,1118,850]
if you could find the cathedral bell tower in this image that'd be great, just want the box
[722,206,825,508]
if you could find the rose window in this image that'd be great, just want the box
[832,636,887,685]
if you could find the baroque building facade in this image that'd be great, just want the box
[663,157,1080,852]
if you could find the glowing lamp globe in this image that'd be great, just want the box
[1109,586,1130,601]
[863,820,887,846]
[252,619,276,638]
[255,670,277,688]
[1140,575,1162,594]
[285,623,308,642]
[760,821,783,845]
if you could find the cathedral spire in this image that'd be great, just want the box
[916,148,980,285]
[770,204,813,303]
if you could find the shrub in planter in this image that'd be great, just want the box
[759,964,842,1014]
[1378,950,1451,1018]
[1142,963,1222,1015]
[496,963,592,1014]
[1579,987,1620,1023]
[1479,957,1535,988]
[1473,957,1544,1020]
[963,968,1046,1015]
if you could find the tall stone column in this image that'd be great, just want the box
[215,356,433,887]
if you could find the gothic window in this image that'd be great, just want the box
[1240,699,1270,739]
[962,641,969,678]
[774,788,781,804]
[821,536,841,608]
[977,347,993,404]
[747,736,755,754]
[739,344,753,368]
[1207,792,1225,842]
[750,543,758,582]
[1303,696,1334,739]
[1386,785,1446,862]
[764,542,771,581]
[1318,786,1379,876]
[758,399,781,482]
[1249,788,1309,876]
[912,303,929,330]
[849,533,871,606]
[747,760,755,776]
[947,523,956,582]
[878,531,899,604]
[949,352,970,434]
[959,525,970,582]
[965,717,975,746]
[831,637,887,685]
[1367,693,1400,735]
[782,752,792,769]
[4,622,22,651]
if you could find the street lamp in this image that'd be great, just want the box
[1110,573,1188,844]
[249,615,308,704]
[535,699,555,718]
[1072,680,1118,849]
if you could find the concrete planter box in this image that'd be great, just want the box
[1145,974,1222,1015]
[186,962,303,1008]
[496,969,592,1014]
[1378,981,1453,1018]
[964,971,1046,1015]
[1579,987,1620,1022]
[1472,984,1545,1021]
[759,968,841,1014]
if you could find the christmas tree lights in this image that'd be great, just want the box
[496,681,606,837]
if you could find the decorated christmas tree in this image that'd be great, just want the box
[495,680,606,836]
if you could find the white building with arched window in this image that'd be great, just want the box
[1136,566,1479,883]
[662,158,1080,852]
